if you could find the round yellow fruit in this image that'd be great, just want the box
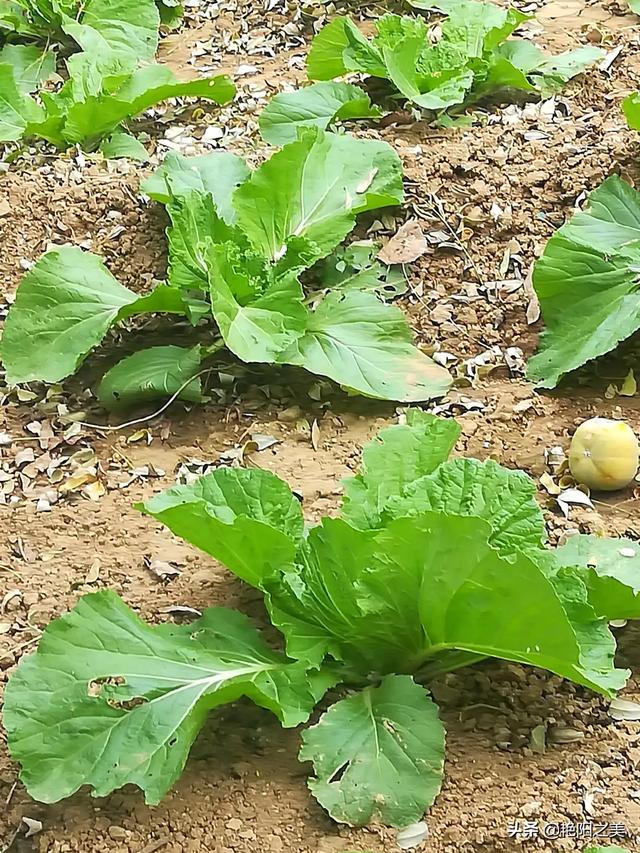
[569,417,639,491]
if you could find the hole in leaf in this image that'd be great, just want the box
[328,762,349,784]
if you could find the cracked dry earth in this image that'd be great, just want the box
[2,0,640,851]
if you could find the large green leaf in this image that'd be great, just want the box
[100,128,149,160]
[528,176,640,388]
[4,590,333,804]
[62,0,160,62]
[279,290,452,403]
[97,345,203,410]
[167,190,237,290]
[307,17,386,81]
[139,467,304,588]
[233,128,403,266]
[555,534,640,620]
[0,63,45,142]
[61,66,235,146]
[141,151,249,223]
[624,91,640,130]
[259,81,381,146]
[341,410,461,530]
[385,457,546,556]
[266,513,626,693]
[300,675,445,827]
[0,45,56,93]
[208,244,308,363]
[0,248,187,385]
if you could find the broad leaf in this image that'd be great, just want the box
[233,128,403,266]
[555,534,640,620]
[307,17,387,81]
[267,512,625,692]
[300,675,445,827]
[0,45,56,93]
[623,91,640,130]
[97,345,203,409]
[280,290,452,403]
[100,128,149,160]
[385,457,546,556]
[209,244,308,363]
[139,467,304,588]
[62,0,160,62]
[259,81,381,146]
[528,176,640,388]
[0,248,187,384]
[4,590,333,804]
[167,190,237,290]
[142,151,250,224]
[61,66,235,146]
[319,242,407,299]
[0,63,45,142]
[530,46,603,95]
[341,410,461,530]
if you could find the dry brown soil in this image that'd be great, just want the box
[2,0,640,851]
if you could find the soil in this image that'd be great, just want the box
[2,0,640,851]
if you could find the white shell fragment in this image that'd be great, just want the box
[396,821,429,849]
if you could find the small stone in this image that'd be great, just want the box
[225,818,243,831]
[108,826,127,840]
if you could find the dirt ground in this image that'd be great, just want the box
[2,0,640,851]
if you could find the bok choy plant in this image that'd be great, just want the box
[4,411,638,825]
[0,129,452,404]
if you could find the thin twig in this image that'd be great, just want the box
[72,368,216,433]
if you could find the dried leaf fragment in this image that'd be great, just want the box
[378,220,430,265]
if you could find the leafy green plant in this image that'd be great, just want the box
[623,91,640,130]
[4,411,638,824]
[300,0,601,123]
[526,176,640,388]
[0,0,181,51]
[0,129,451,405]
[0,43,234,154]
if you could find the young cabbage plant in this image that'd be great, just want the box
[4,411,637,826]
[0,0,181,52]
[527,175,640,388]
[0,129,452,405]
[289,0,602,129]
[0,43,234,154]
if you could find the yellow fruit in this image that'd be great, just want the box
[569,417,639,491]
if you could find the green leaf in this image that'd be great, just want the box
[259,81,381,146]
[555,534,640,620]
[233,128,403,266]
[300,675,445,827]
[584,847,629,852]
[97,345,203,410]
[0,248,186,385]
[530,46,603,95]
[307,17,386,81]
[62,0,160,62]
[61,67,235,146]
[319,242,408,299]
[158,0,183,28]
[0,63,45,142]
[279,290,452,403]
[4,590,333,804]
[623,91,640,131]
[139,467,304,588]
[385,458,546,556]
[342,410,461,530]
[527,176,640,388]
[167,190,237,290]
[208,244,308,363]
[142,151,250,223]
[383,38,474,110]
[0,45,56,93]
[100,128,149,160]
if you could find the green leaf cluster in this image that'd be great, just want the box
[0,130,452,407]
[0,0,226,153]
[5,411,637,827]
[527,176,640,388]
[302,0,602,120]
[0,0,181,47]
